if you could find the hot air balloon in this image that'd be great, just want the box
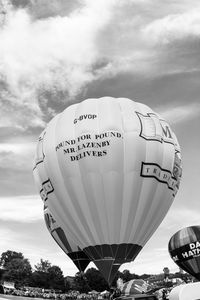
[120,279,149,295]
[33,97,182,285]
[44,206,90,272]
[168,225,200,281]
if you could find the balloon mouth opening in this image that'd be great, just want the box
[83,243,142,285]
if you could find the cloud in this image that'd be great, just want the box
[157,103,200,124]
[0,140,38,197]
[0,227,17,248]
[10,0,82,19]
[0,142,35,154]
[0,142,36,170]
[140,6,200,75]
[160,206,200,232]
[89,1,200,81]
[0,195,43,222]
[1,0,200,132]
[0,0,115,130]
[143,9,200,45]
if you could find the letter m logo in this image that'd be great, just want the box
[160,120,174,143]
[136,112,175,145]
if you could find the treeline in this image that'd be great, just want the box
[0,250,67,291]
[0,250,151,292]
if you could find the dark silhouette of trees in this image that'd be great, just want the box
[34,259,51,273]
[120,269,140,282]
[31,259,66,291]
[0,250,24,268]
[0,250,32,286]
[3,258,32,286]
[73,272,90,293]
[85,268,109,292]
[0,251,67,290]
[48,265,65,290]
[31,269,49,289]
[1,249,195,292]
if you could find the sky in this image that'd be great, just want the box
[0,0,200,278]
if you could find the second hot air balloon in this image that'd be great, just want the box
[169,225,200,281]
[33,97,182,284]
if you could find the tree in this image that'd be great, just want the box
[31,270,49,289]
[74,272,90,293]
[121,270,134,282]
[2,258,32,286]
[31,259,51,288]
[34,259,51,272]
[0,268,6,281]
[85,268,109,292]
[140,274,151,280]
[0,250,24,268]
[48,265,65,291]
[31,261,65,291]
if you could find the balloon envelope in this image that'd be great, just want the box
[33,97,182,284]
[168,225,200,280]
[44,206,90,272]
[121,279,149,295]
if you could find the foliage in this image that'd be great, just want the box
[73,272,90,293]
[0,251,67,290]
[34,259,51,273]
[0,268,6,281]
[140,274,152,280]
[48,265,65,290]
[32,261,66,291]
[120,269,139,282]
[31,270,49,289]
[85,268,109,292]
[0,250,24,268]
[1,249,195,292]
[2,257,32,286]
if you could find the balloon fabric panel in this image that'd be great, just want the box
[44,207,90,272]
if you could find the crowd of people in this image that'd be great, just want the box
[3,287,108,300]
[1,281,193,300]
[2,286,173,300]
[4,287,77,299]
[2,286,171,300]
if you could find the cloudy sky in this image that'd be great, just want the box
[0,0,200,278]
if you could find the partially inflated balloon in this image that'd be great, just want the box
[121,279,149,295]
[169,226,200,280]
[44,206,90,272]
[33,97,182,284]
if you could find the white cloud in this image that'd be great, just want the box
[0,195,43,222]
[160,206,200,232]
[0,142,36,170]
[143,9,200,45]
[1,0,200,132]
[0,0,116,130]
[0,142,35,154]
[0,228,17,248]
[157,103,200,124]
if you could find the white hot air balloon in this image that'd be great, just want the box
[33,97,182,284]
